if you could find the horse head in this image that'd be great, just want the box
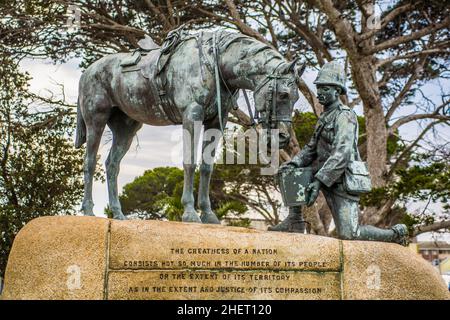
[253,58,305,149]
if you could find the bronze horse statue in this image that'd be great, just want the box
[75,27,303,222]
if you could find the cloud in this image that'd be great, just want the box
[20,58,82,103]
[19,58,186,214]
[96,125,185,215]
[19,57,450,235]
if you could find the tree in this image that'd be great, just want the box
[116,166,247,222]
[195,0,450,235]
[192,0,450,234]
[118,167,185,220]
[117,123,311,227]
[213,127,285,225]
[1,0,449,237]
[0,57,89,278]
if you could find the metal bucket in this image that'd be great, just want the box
[278,166,313,206]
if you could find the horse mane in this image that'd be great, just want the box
[161,27,284,71]
[213,30,284,69]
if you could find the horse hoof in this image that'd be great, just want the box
[200,212,220,224]
[182,211,201,223]
[113,213,128,220]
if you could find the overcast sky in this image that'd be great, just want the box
[19,56,449,242]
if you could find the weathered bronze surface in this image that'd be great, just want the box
[278,167,313,206]
[273,61,408,245]
[4,216,449,300]
[75,27,303,222]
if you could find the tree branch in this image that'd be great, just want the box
[260,184,279,222]
[385,56,428,122]
[0,111,19,207]
[357,3,415,43]
[388,101,450,134]
[364,16,450,54]
[297,79,323,116]
[193,6,235,25]
[388,119,449,177]
[27,92,77,109]
[144,0,173,31]
[88,23,146,37]
[224,0,271,46]
[166,0,176,27]
[377,47,449,68]
[270,0,332,64]
[349,96,362,108]
[311,0,358,55]
[263,9,279,49]
[227,193,273,222]
[413,220,450,237]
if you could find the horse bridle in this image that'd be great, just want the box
[211,31,294,132]
[253,64,294,129]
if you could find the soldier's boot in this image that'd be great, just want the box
[268,206,306,233]
[391,224,409,246]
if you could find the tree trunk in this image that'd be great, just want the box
[349,56,388,188]
[349,57,389,225]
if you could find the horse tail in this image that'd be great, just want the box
[75,96,86,148]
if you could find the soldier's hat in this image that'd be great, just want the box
[314,60,346,94]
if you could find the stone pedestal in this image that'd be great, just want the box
[2,216,449,300]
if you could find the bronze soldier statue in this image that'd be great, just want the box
[269,61,408,245]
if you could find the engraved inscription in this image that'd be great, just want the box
[108,270,341,300]
[116,247,331,271]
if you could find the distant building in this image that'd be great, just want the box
[442,274,450,291]
[418,241,450,264]
[222,217,272,230]
[440,257,450,275]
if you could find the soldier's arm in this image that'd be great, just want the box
[291,133,317,167]
[315,111,356,187]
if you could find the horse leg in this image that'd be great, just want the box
[181,103,203,223]
[198,119,222,224]
[106,109,143,220]
[81,99,110,216]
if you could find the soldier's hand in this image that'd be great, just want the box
[279,160,299,172]
[306,179,322,207]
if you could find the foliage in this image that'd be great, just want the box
[0,0,448,243]
[226,218,251,228]
[292,111,317,148]
[119,167,185,220]
[0,58,87,277]
[361,149,450,228]
[117,166,248,223]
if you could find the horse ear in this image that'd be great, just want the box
[281,57,303,75]
[295,62,306,82]
[280,58,305,85]
[280,59,296,74]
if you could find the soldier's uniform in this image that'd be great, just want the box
[292,102,362,239]
[269,61,407,244]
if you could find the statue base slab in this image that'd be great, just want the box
[2,216,449,300]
